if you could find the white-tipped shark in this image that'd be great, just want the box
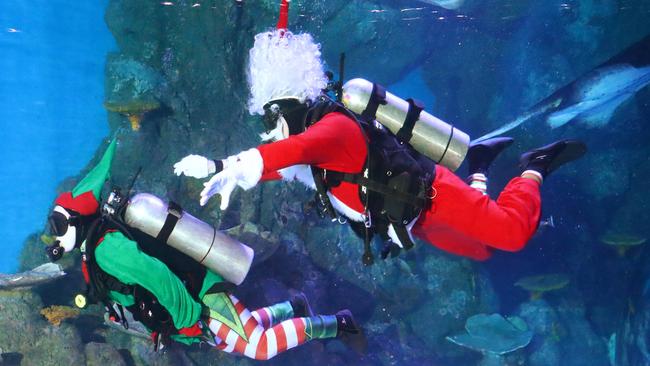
[417,0,465,10]
[0,263,66,290]
[475,35,650,142]
[545,64,650,128]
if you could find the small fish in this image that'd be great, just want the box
[0,263,66,290]
[540,216,555,229]
[535,216,555,235]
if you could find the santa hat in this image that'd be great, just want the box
[276,0,290,30]
[246,0,328,116]
[54,139,117,215]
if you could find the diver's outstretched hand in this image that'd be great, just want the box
[199,148,264,209]
[174,154,218,179]
[200,169,238,208]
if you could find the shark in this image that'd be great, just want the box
[0,263,66,290]
[417,0,465,10]
[475,34,650,142]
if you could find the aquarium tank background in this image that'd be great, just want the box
[1,0,649,365]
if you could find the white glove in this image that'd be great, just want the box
[199,148,264,209]
[173,154,217,179]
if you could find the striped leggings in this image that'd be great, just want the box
[208,294,337,360]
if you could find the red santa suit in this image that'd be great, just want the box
[256,111,541,261]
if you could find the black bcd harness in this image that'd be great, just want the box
[304,95,436,266]
[80,194,233,349]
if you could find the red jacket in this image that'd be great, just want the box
[256,112,541,261]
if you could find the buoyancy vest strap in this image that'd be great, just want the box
[361,83,387,122]
[396,98,424,143]
[205,281,237,295]
[340,173,430,209]
[393,225,415,250]
[311,167,338,221]
[362,225,374,266]
[156,201,183,243]
[437,124,455,164]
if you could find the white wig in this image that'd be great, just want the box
[247,29,328,116]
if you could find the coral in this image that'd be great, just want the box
[515,274,570,300]
[104,53,164,131]
[40,305,80,326]
[103,100,161,115]
[600,232,646,257]
[104,99,161,131]
[446,313,532,356]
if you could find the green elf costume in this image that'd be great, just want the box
[45,139,363,359]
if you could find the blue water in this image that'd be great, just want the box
[0,1,114,272]
[1,1,650,365]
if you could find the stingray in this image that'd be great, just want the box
[475,34,650,142]
[0,263,66,290]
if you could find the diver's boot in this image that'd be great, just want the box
[290,292,314,318]
[519,139,587,181]
[466,137,514,194]
[336,309,367,354]
[467,137,514,175]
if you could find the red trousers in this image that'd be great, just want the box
[412,166,541,261]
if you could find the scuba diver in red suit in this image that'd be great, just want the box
[174,0,586,263]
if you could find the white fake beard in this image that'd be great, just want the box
[259,116,289,142]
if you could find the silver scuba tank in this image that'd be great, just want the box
[342,78,470,171]
[123,193,254,285]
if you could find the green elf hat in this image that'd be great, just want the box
[54,139,117,215]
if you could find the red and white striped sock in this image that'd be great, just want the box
[467,173,488,195]
[251,300,294,329]
[208,295,336,360]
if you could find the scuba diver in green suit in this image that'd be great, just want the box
[45,139,364,359]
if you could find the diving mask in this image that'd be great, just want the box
[46,205,80,261]
[260,98,309,141]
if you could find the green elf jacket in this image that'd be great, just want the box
[93,231,228,345]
